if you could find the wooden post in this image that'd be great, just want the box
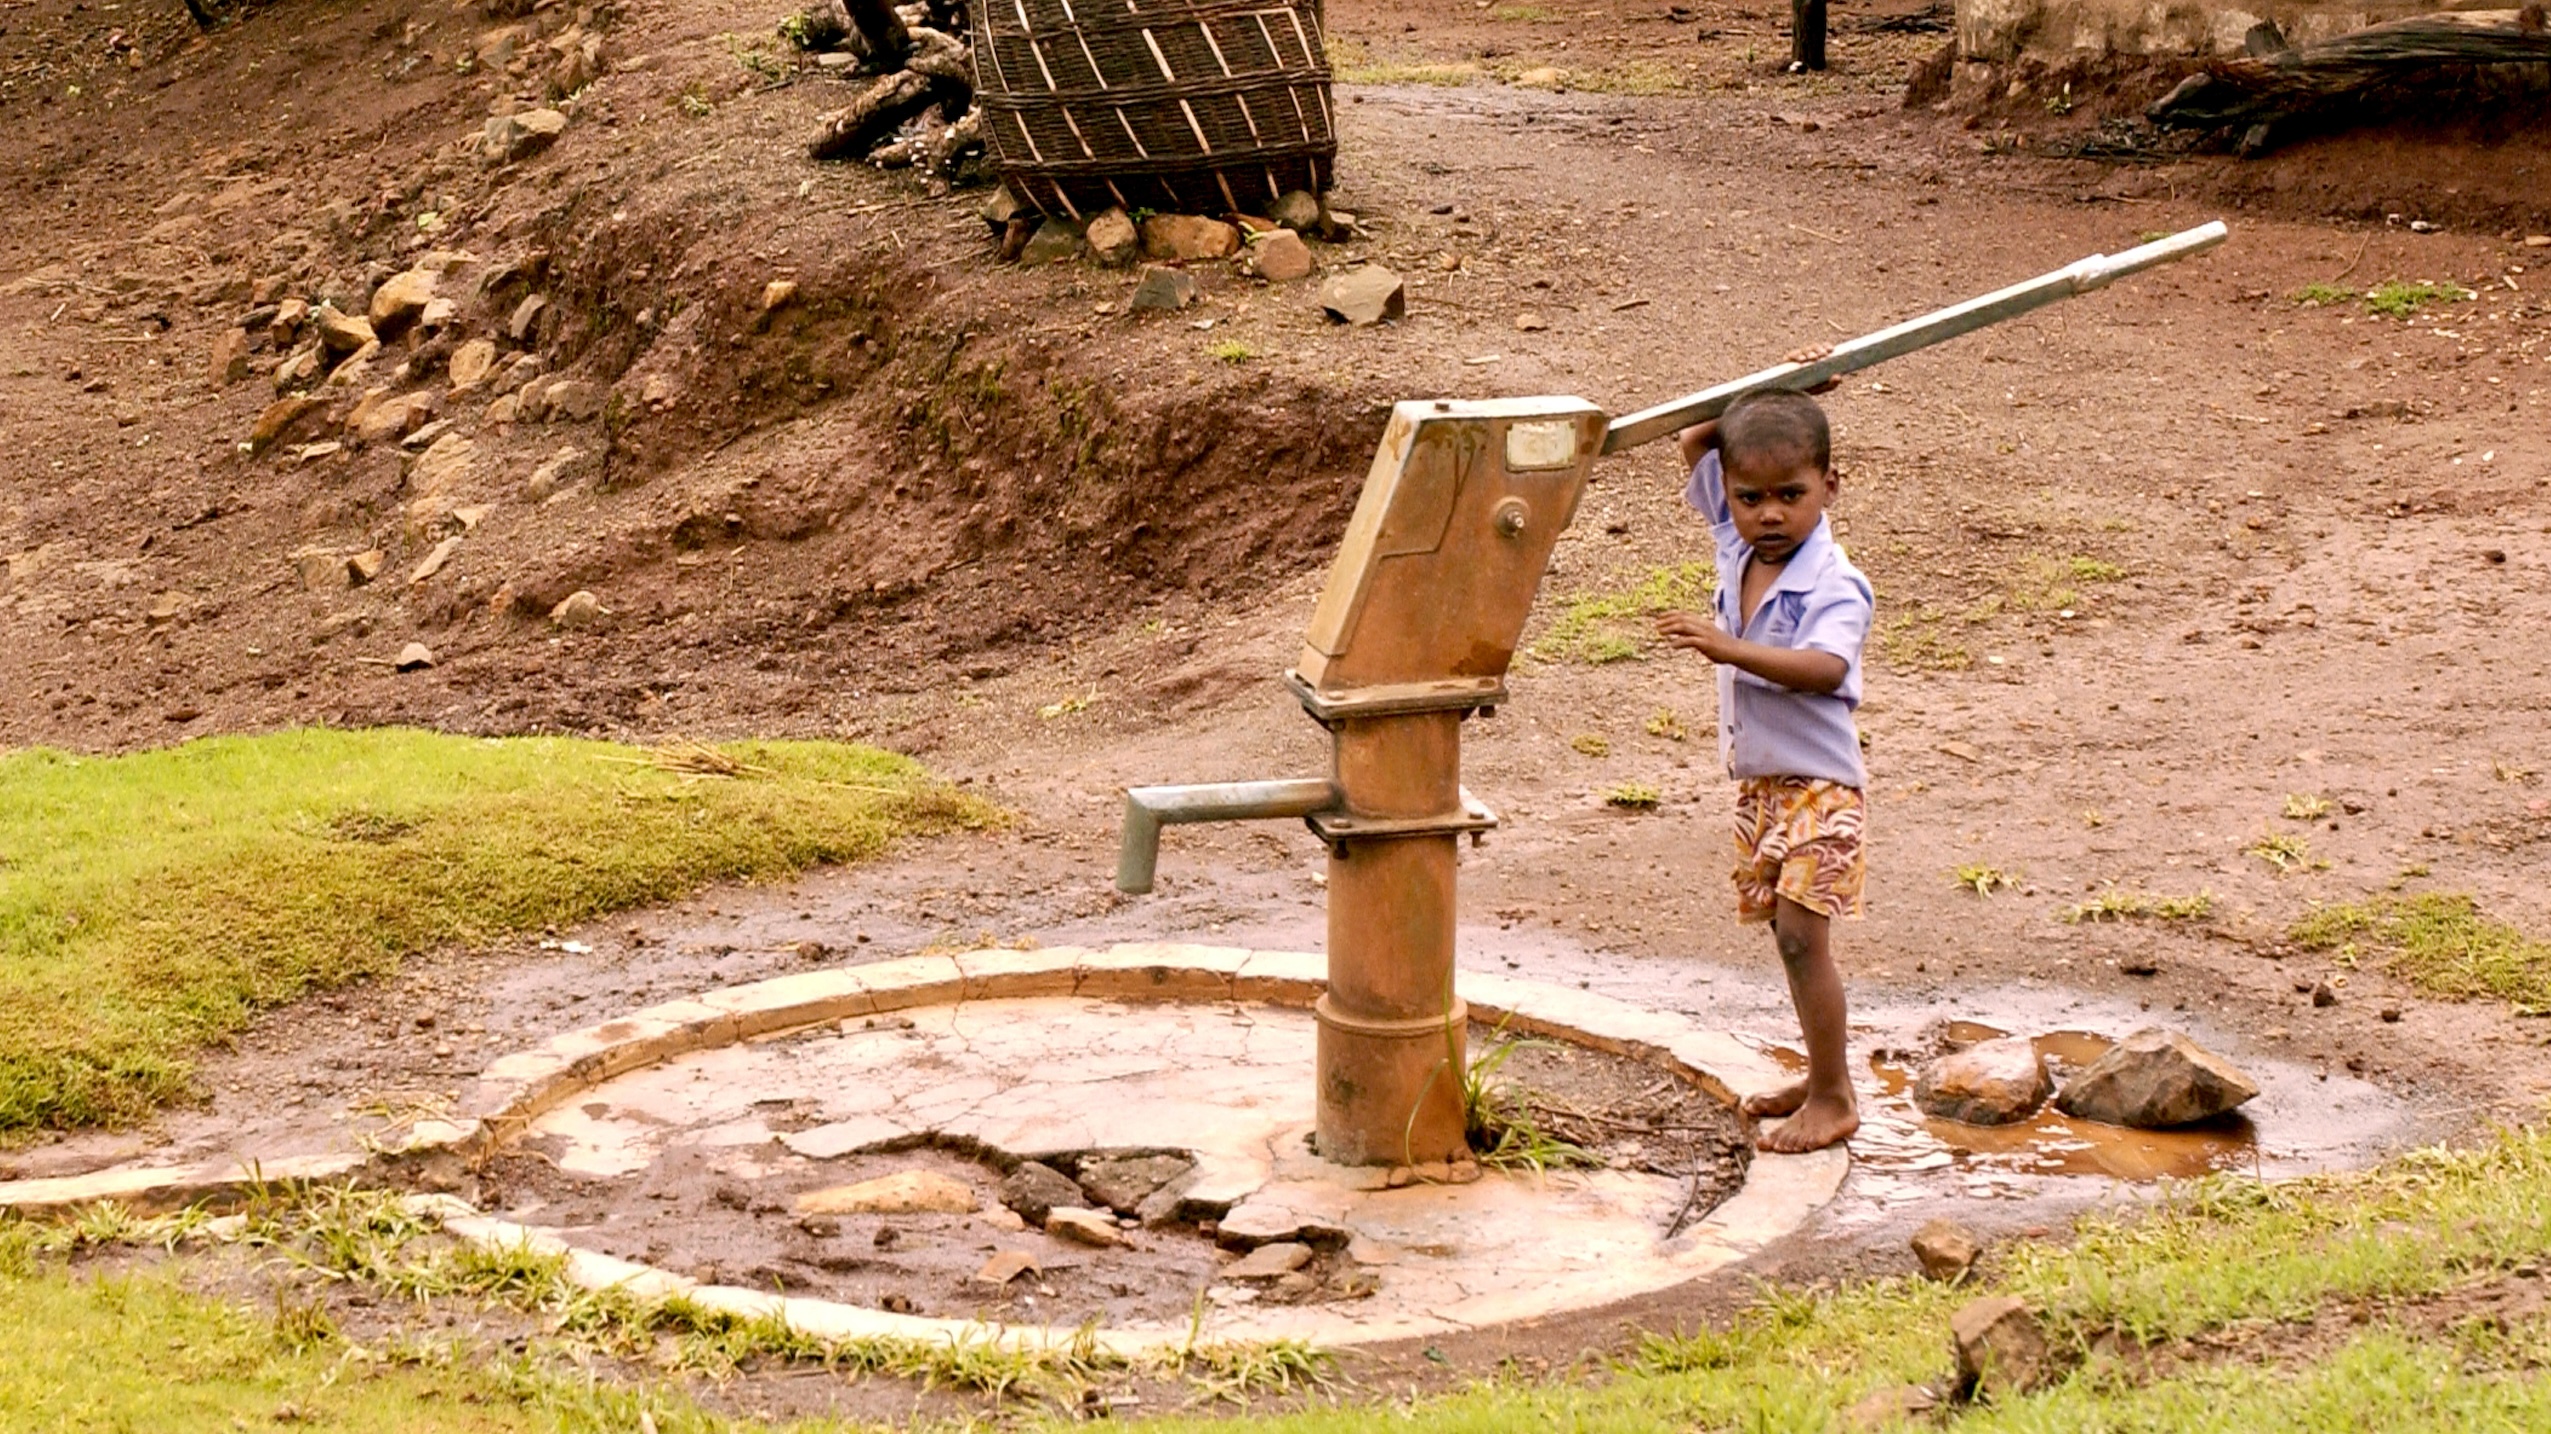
[1791,0,1828,71]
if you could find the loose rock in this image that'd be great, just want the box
[1319,266,1406,326]
[2311,979,2340,1008]
[1223,1241,1313,1280]
[348,549,386,585]
[367,270,437,337]
[294,549,350,594]
[997,1161,1083,1224]
[796,1170,979,1216]
[483,107,569,165]
[549,590,603,628]
[448,338,499,392]
[1139,214,1240,262]
[508,294,549,345]
[1513,310,1548,332]
[1129,266,1199,312]
[1044,1206,1121,1247]
[1910,1217,1980,1282]
[1249,228,1316,283]
[1077,1153,1194,1214]
[523,447,588,501]
[1844,1385,1940,1431]
[393,641,436,672]
[2053,1027,2260,1128]
[542,379,606,422]
[760,279,798,313]
[1020,219,1083,265]
[1084,207,1139,266]
[210,328,251,385]
[1269,189,1323,234]
[247,396,320,453]
[1913,1036,2052,1126]
[408,535,463,586]
[1951,1294,2056,1398]
[972,1249,1039,1286]
[313,305,376,356]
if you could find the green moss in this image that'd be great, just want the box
[0,730,990,1132]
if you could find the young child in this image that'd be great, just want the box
[1657,382,1871,1154]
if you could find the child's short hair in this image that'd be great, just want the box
[1720,389,1831,475]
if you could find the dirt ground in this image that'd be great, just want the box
[5,0,2551,1416]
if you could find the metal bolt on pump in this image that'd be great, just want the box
[1116,222,2230,1168]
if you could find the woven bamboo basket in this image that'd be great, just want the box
[971,0,1337,219]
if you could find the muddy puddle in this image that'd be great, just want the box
[1760,1015,2403,1203]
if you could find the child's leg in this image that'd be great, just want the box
[1757,895,1858,1153]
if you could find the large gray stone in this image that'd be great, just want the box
[2053,1027,2259,1128]
[1269,189,1323,234]
[1128,266,1198,312]
[1318,266,1405,326]
[1020,219,1083,265]
[1912,1037,2051,1127]
[997,1160,1082,1224]
[1077,1153,1193,1215]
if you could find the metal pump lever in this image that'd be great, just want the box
[1601,220,2230,454]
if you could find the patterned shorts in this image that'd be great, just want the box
[1732,777,1866,923]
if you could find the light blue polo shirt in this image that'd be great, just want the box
[1684,449,1872,788]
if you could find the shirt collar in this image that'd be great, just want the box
[1755,517,1837,599]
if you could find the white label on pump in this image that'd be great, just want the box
[1504,419,1578,472]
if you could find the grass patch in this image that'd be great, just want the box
[2292,281,2356,307]
[2284,792,2333,821]
[1643,709,1688,742]
[1206,338,1255,364]
[2364,279,2470,320]
[0,730,988,1133]
[1601,782,1661,811]
[1531,561,1712,664]
[2291,893,2551,1010]
[1570,734,1612,759]
[1875,608,1973,671]
[2004,552,2125,613]
[1325,38,1485,86]
[0,1183,1329,1419]
[2064,890,2214,924]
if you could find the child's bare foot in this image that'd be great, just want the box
[1757,1093,1859,1153]
[1741,1079,1810,1119]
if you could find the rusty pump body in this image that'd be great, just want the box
[1116,222,2229,1169]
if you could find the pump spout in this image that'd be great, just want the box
[1116,778,1337,894]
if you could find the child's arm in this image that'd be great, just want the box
[1655,612,1849,695]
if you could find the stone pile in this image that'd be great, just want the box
[988,186,1395,321]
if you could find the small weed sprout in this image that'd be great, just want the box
[1570,733,1612,758]
[2081,807,2108,829]
[1037,690,1096,720]
[2246,831,2314,871]
[2283,793,2333,821]
[1603,782,1661,810]
[1460,1029,1598,1173]
[2065,891,2214,924]
[1644,709,1688,742]
[2292,281,2355,307]
[676,84,713,117]
[1955,864,2018,897]
[1206,338,1255,364]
